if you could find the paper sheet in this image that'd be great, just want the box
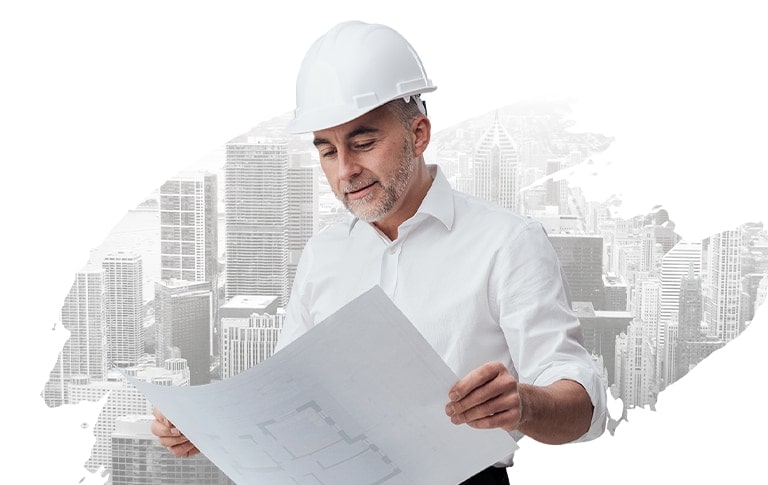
[127,286,518,484]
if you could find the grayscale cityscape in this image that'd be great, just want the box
[43,99,768,484]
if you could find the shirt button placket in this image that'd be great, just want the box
[380,243,401,299]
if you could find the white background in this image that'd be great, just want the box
[1,1,766,483]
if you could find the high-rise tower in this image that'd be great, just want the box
[659,241,702,324]
[159,171,219,352]
[287,158,318,293]
[473,113,520,212]
[45,267,107,406]
[704,228,743,342]
[548,234,605,309]
[159,172,218,285]
[103,251,144,368]
[225,137,288,305]
[155,279,212,385]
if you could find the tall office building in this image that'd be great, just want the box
[155,279,212,385]
[615,318,657,408]
[602,273,628,311]
[45,267,107,406]
[673,268,716,383]
[639,278,661,342]
[548,234,604,309]
[103,251,144,368]
[473,113,520,211]
[112,415,233,485]
[742,272,767,322]
[287,159,318,292]
[545,158,568,214]
[573,301,633,386]
[704,228,743,342]
[659,241,702,324]
[639,277,670,390]
[755,274,768,318]
[160,171,219,355]
[69,362,190,473]
[225,137,288,305]
[159,172,218,285]
[639,218,680,275]
[221,310,285,379]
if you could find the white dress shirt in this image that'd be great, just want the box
[276,165,607,463]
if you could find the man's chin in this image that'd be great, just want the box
[345,202,389,223]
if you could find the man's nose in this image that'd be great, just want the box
[337,149,362,180]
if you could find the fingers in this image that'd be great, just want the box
[448,361,507,401]
[446,361,522,431]
[454,393,522,431]
[165,440,201,458]
[151,407,199,457]
[447,362,516,414]
[150,410,181,439]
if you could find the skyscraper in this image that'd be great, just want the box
[287,159,318,293]
[103,251,144,368]
[473,113,520,211]
[602,273,628,311]
[544,158,568,214]
[155,279,212,385]
[659,241,702,324]
[159,171,219,353]
[704,228,743,342]
[548,234,604,309]
[45,267,107,406]
[673,267,716,383]
[639,278,661,344]
[573,301,633,386]
[616,318,657,408]
[159,171,218,286]
[225,137,288,305]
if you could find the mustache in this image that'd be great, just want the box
[343,179,377,194]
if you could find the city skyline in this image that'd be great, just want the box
[42,97,765,480]
[7,3,767,484]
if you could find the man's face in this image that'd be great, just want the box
[313,106,417,223]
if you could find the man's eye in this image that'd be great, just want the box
[354,141,374,150]
[320,149,337,159]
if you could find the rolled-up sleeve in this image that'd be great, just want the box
[493,221,607,442]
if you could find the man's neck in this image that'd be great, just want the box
[373,162,434,241]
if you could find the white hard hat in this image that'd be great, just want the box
[287,21,437,134]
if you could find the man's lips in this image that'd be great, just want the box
[345,181,377,200]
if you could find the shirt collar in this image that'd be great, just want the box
[347,164,455,235]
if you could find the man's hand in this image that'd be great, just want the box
[445,361,594,444]
[151,407,201,458]
[444,361,523,432]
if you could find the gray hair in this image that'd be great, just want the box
[385,96,427,129]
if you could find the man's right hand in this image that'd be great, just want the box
[151,407,200,458]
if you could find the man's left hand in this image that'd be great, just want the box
[445,361,523,432]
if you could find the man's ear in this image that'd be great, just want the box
[410,115,431,157]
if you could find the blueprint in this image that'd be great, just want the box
[127,286,518,484]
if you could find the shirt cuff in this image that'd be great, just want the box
[533,363,608,442]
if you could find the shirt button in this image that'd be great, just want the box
[389,246,398,255]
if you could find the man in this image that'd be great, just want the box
[153,21,607,484]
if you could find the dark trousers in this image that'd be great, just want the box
[459,466,510,485]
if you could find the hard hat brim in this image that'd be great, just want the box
[287,87,437,134]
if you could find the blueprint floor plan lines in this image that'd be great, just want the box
[127,287,517,484]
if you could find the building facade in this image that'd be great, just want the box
[103,251,144,368]
[225,137,288,305]
[155,279,213,385]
